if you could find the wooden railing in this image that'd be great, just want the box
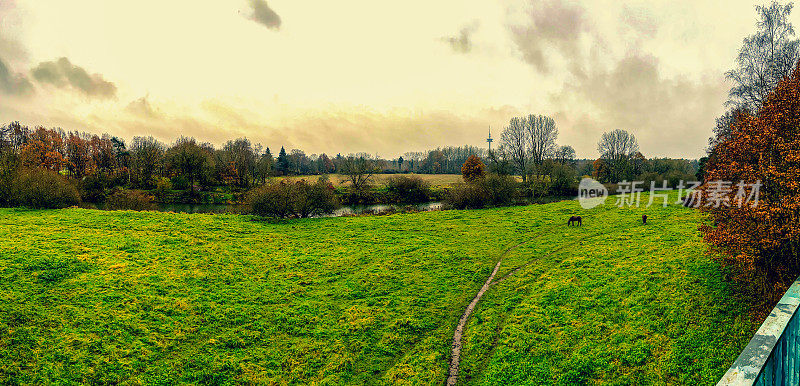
[718,277,800,385]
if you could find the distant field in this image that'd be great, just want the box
[272,174,466,187]
[0,193,756,384]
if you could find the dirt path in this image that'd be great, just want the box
[446,239,532,386]
[446,229,606,385]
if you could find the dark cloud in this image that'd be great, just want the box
[508,1,721,158]
[444,23,479,54]
[248,0,281,30]
[0,57,34,96]
[510,0,587,73]
[31,57,117,99]
[552,53,726,158]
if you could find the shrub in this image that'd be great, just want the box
[548,164,577,196]
[154,177,173,202]
[483,174,518,206]
[0,150,19,206]
[637,172,663,190]
[520,177,550,199]
[444,182,489,209]
[105,189,155,211]
[461,155,486,182]
[445,174,518,209]
[340,187,378,206]
[79,174,108,203]
[386,175,431,203]
[171,175,189,190]
[249,182,293,218]
[13,168,81,209]
[249,177,339,218]
[292,178,339,218]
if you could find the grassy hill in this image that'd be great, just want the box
[0,194,756,384]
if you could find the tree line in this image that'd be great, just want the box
[698,1,800,312]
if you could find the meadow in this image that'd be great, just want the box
[0,193,756,384]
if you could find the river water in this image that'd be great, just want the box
[150,202,443,216]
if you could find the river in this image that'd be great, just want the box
[148,202,443,216]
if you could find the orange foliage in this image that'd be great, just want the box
[20,127,65,172]
[461,154,486,182]
[592,158,609,182]
[700,66,800,307]
[66,132,93,178]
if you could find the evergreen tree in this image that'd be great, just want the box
[277,146,289,176]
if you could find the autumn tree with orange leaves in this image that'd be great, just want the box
[700,66,800,309]
[461,154,486,182]
[20,127,65,172]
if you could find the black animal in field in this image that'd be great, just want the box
[567,216,582,226]
[642,214,648,225]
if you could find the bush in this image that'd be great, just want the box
[249,177,340,219]
[520,177,550,199]
[13,169,81,209]
[249,182,293,218]
[79,174,108,203]
[154,177,173,202]
[445,182,488,209]
[171,175,189,190]
[105,189,155,211]
[0,150,19,206]
[386,175,431,203]
[292,178,339,218]
[483,174,518,206]
[548,164,578,196]
[445,173,518,209]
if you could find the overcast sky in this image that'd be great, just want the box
[0,0,785,158]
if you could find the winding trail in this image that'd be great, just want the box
[446,239,533,386]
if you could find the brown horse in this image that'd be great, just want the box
[568,216,582,226]
[642,214,648,225]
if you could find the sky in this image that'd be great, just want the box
[0,0,784,159]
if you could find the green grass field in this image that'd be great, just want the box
[0,193,756,384]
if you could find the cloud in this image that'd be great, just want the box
[620,5,658,39]
[551,53,726,158]
[510,0,588,74]
[31,57,117,99]
[443,23,479,54]
[506,1,725,158]
[0,57,34,96]
[248,0,281,30]
[126,96,161,119]
[0,2,27,62]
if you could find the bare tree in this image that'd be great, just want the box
[597,129,639,182]
[727,2,800,112]
[501,116,529,182]
[340,154,379,193]
[526,114,558,172]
